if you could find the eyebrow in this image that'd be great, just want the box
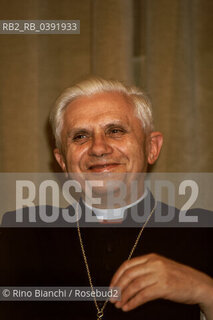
[67,121,129,137]
[67,128,89,138]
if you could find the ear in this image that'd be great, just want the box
[54,148,67,172]
[146,131,163,165]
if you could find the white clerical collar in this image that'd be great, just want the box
[83,189,148,221]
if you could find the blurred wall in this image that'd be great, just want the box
[0,0,212,172]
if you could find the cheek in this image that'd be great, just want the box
[66,146,87,167]
[127,142,147,169]
[122,139,144,158]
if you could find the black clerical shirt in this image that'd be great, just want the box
[1,195,213,319]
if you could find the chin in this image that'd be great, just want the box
[83,175,127,204]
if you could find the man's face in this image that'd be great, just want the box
[55,92,152,175]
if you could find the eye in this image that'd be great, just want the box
[108,127,126,137]
[111,129,121,133]
[72,133,88,143]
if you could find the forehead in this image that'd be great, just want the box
[63,91,138,127]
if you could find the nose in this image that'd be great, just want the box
[88,133,113,157]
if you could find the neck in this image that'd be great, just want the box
[83,185,146,210]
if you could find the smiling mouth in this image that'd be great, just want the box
[88,163,121,172]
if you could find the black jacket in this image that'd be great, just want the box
[1,195,213,319]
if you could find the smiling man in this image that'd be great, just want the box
[53,91,161,174]
[49,77,213,319]
[1,77,213,320]
[52,80,162,209]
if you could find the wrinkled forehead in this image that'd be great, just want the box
[63,91,139,125]
[67,91,134,109]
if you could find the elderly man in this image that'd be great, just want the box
[50,77,213,319]
[1,77,213,320]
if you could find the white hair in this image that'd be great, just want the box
[49,77,154,150]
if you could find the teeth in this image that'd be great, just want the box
[89,164,114,169]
